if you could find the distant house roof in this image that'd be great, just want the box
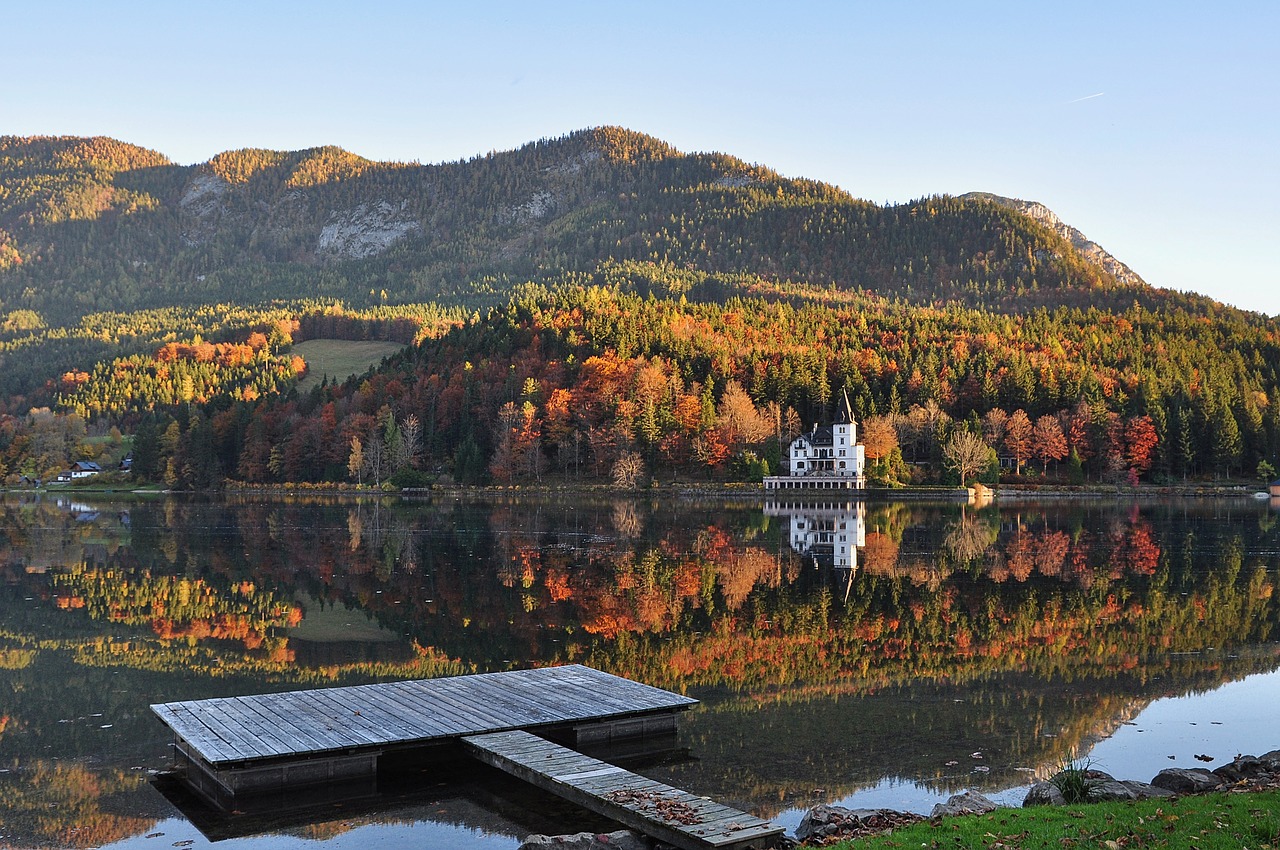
[72,461,102,472]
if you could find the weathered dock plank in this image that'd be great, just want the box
[151,665,697,769]
[463,730,782,850]
[378,680,497,731]
[265,691,383,748]
[291,688,411,746]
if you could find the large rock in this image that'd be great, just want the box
[1090,780,1175,802]
[795,805,922,843]
[1151,768,1224,794]
[1023,781,1067,806]
[930,791,998,818]
[518,831,651,850]
[1213,751,1280,784]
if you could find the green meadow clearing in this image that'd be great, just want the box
[292,339,407,393]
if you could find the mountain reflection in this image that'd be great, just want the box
[0,493,1277,847]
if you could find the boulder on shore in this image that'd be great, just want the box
[930,791,998,818]
[1212,751,1280,784]
[518,831,651,850]
[795,805,923,843]
[1151,768,1224,794]
[1090,779,1175,802]
[1023,781,1066,806]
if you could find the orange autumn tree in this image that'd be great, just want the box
[1004,409,1033,475]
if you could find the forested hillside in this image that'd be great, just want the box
[1,127,1215,329]
[83,274,1277,490]
[0,128,1276,487]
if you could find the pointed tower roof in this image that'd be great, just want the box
[836,389,855,424]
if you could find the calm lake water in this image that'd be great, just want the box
[1,492,1278,849]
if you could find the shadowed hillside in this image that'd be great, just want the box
[0,128,1215,327]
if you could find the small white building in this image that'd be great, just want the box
[764,393,865,491]
[56,461,102,482]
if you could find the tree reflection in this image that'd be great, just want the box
[0,762,156,849]
[0,494,1277,844]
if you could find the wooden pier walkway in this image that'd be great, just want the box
[153,664,696,767]
[464,730,782,850]
[154,665,783,847]
[152,665,696,799]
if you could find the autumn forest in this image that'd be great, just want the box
[0,128,1277,488]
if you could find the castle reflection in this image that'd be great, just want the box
[765,497,866,571]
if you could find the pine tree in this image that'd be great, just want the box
[131,417,161,480]
[1211,400,1242,478]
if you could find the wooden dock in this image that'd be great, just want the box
[152,665,696,801]
[464,730,783,850]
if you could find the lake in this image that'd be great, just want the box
[1,492,1278,849]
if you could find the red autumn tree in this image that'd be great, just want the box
[1066,399,1097,463]
[1125,415,1159,476]
[1031,415,1068,472]
[860,415,899,460]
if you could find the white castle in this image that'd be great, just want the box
[763,392,866,491]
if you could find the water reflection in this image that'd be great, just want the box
[0,493,1278,848]
[765,498,865,569]
[765,497,866,601]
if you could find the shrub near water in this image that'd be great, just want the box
[824,789,1280,849]
[1050,759,1098,804]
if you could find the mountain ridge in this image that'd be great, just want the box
[0,126,1210,328]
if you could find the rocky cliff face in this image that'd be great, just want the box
[963,192,1144,288]
[317,201,421,260]
[178,169,422,261]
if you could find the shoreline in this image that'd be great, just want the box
[7,479,1275,502]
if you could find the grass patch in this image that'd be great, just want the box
[825,789,1280,849]
[1051,759,1099,804]
[293,339,407,393]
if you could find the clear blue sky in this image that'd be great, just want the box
[5,1,1277,315]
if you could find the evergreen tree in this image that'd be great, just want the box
[130,417,162,481]
[1211,400,1243,478]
